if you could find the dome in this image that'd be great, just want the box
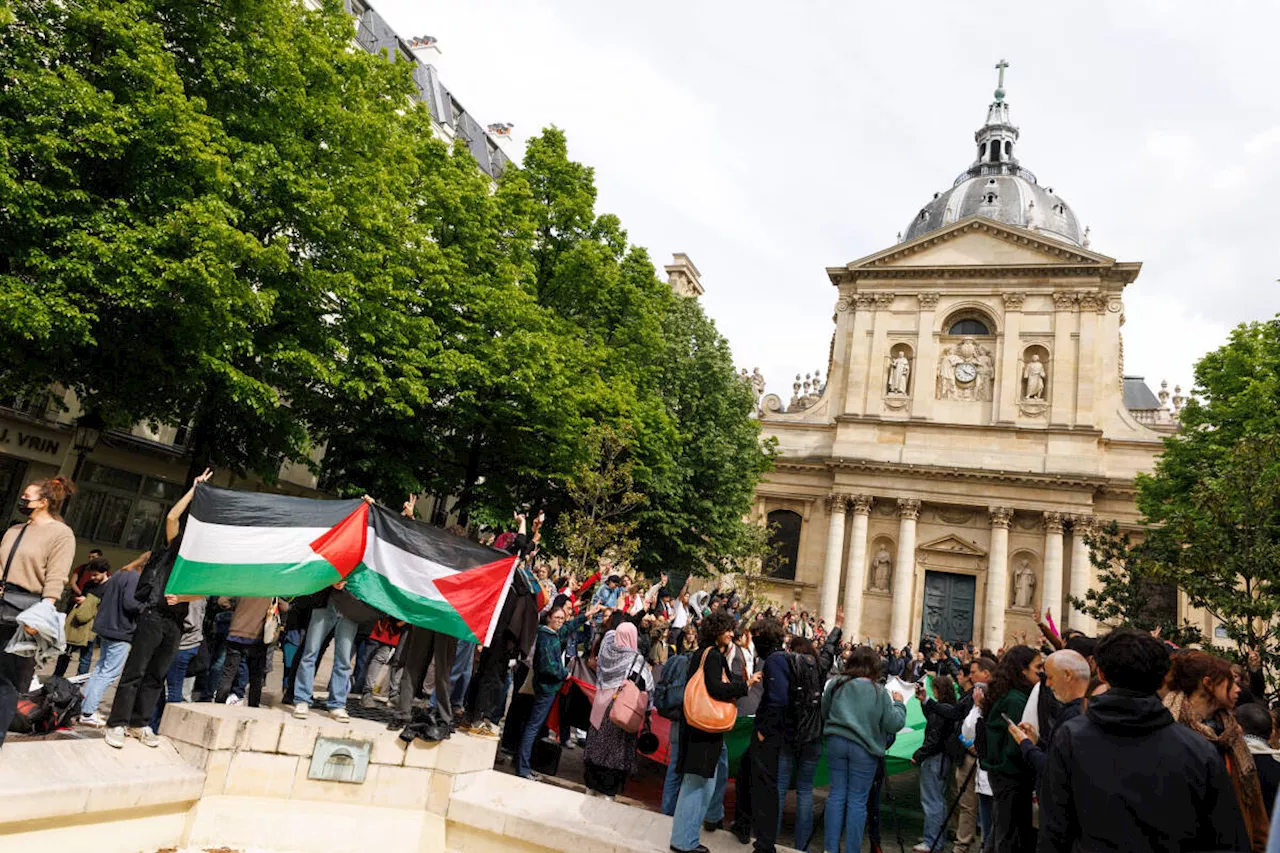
[903,173,1083,245]
[902,63,1085,246]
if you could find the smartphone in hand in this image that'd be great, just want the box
[1000,712,1016,727]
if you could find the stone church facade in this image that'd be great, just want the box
[752,75,1176,651]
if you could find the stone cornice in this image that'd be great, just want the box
[832,264,1140,284]
[773,455,1111,491]
[840,218,1114,268]
[830,414,1104,439]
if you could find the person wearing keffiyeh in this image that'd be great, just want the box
[583,623,654,799]
[1163,650,1268,853]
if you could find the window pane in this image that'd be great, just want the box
[82,462,143,494]
[141,477,184,502]
[124,499,165,550]
[67,489,106,539]
[93,495,133,544]
[766,510,803,581]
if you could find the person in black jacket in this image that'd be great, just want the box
[919,656,994,853]
[913,674,957,853]
[1235,702,1280,812]
[1008,649,1089,783]
[1038,629,1250,853]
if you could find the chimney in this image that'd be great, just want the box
[408,35,441,67]
[664,253,704,298]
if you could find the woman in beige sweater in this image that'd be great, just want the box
[0,476,77,746]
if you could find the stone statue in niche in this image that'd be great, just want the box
[937,347,958,398]
[887,351,911,395]
[1013,558,1037,608]
[976,347,995,402]
[1023,355,1047,400]
[870,545,893,591]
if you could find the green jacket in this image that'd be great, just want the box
[64,594,100,647]
[981,687,1030,779]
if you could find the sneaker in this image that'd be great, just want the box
[703,819,723,833]
[359,693,376,710]
[330,707,350,722]
[373,694,390,705]
[104,726,126,749]
[225,694,243,706]
[79,713,106,728]
[292,703,310,719]
[136,726,162,747]
[471,720,500,739]
[912,844,933,853]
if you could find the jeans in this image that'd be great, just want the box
[293,602,358,710]
[516,689,558,777]
[919,753,951,850]
[824,735,880,853]
[978,794,993,852]
[428,637,473,712]
[778,740,822,852]
[662,721,729,820]
[80,638,131,717]
[351,637,376,695]
[150,645,199,731]
[106,611,182,729]
[280,628,303,689]
[671,771,719,851]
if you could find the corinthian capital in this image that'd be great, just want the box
[897,498,921,520]
[917,292,940,310]
[850,494,874,516]
[824,493,850,514]
[989,506,1014,528]
[1042,511,1065,534]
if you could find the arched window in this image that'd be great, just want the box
[949,318,990,335]
[766,509,802,581]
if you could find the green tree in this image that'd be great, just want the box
[1135,319,1280,666]
[557,426,645,575]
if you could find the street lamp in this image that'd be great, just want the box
[71,411,105,482]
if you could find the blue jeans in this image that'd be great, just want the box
[350,637,374,694]
[671,771,719,851]
[662,721,729,820]
[451,639,476,708]
[516,690,558,778]
[80,639,131,717]
[150,645,199,731]
[978,793,993,847]
[778,740,823,852]
[919,753,950,850]
[824,735,880,853]
[293,602,358,709]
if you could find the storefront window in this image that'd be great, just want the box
[68,462,184,551]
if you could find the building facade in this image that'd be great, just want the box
[753,75,1177,651]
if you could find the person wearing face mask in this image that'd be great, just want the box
[0,476,77,746]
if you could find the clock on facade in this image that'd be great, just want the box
[955,362,978,384]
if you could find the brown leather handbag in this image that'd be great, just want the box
[682,648,736,733]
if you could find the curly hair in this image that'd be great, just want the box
[1165,649,1234,697]
[698,610,737,649]
[750,617,786,660]
[980,645,1040,716]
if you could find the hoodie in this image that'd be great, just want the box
[92,570,142,642]
[1037,688,1250,853]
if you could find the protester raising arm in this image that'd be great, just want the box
[165,468,212,544]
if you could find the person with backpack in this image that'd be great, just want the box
[728,616,787,846]
[821,646,906,853]
[78,551,145,727]
[583,622,653,798]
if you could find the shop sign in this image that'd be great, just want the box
[0,422,65,463]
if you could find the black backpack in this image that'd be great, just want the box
[8,676,82,735]
[785,651,824,747]
[653,652,692,721]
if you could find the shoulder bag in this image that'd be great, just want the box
[682,647,737,733]
[608,653,649,734]
[0,525,39,628]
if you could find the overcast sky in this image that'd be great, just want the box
[375,0,1279,404]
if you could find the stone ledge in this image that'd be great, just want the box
[0,739,204,827]
[160,702,498,773]
[447,770,799,853]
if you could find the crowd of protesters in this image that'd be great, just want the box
[7,474,1280,853]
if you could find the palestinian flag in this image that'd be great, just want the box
[166,485,516,645]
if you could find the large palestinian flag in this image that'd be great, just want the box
[166,485,516,645]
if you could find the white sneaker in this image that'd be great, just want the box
[330,707,350,722]
[79,713,106,728]
[225,694,243,706]
[292,703,310,719]
[104,726,126,749]
[136,726,161,747]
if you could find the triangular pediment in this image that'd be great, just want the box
[846,217,1112,270]
[918,534,987,557]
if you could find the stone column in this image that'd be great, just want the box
[984,507,1013,650]
[1042,512,1065,620]
[1049,292,1077,426]
[996,294,1025,423]
[1075,294,1103,429]
[911,293,941,420]
[818,494,849,627]
[889,499,921,649]
[842,496,874,639]
[1068,515,1096,634]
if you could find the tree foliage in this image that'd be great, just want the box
[557,426,645,576]
[1132,319,1280,665]
[0,0,773,581]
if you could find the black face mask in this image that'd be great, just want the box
[16,498,35,517]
